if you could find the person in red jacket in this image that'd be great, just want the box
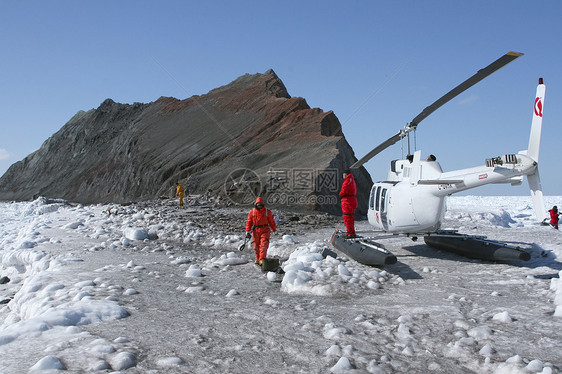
[549,205,560,230]
[339,169,358,238]
[245,197,277,265]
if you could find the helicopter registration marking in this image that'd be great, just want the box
[438,184,453,191]
[479,173,488,180]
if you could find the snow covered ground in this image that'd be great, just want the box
[1,195,561,373]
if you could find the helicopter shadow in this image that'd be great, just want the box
[400,243,486,263]
[385,243,478,281]
[381,259,423,280]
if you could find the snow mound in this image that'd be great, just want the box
[20,197,68,217]
[280,241,390,295]
[451,210,516,228]
[30,355,66,370]
[208,252,248,266]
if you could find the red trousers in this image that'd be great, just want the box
[343,213,355,236]
[252,228,271,261]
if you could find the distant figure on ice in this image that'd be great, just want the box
[339,169,358,238]
[549,205,560,230]
[176,182,184,207]
[245,197,276,265]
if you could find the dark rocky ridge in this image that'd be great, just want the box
[0,69,372,215]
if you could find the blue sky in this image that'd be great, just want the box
[1,1,560,196]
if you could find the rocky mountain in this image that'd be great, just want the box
[0,69,372,215]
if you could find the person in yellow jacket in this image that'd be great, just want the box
[245,197,276,265]
[176,183,184,207]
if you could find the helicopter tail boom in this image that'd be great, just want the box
[433,153,538,195]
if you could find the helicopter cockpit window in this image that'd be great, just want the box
[380,188,387,212]
[375,186,381,211]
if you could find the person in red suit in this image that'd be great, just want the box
[245,197,277,265]
[549,205,560,230]
[339,169,358,238]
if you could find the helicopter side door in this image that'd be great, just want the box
[379,188,389,230]
[368,184,389,230]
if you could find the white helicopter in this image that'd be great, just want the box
[331,52,547,266]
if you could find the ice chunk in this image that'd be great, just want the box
[110,351,137,370]
[283,235,295,244]
[479,343,495,356]
[63,221,84,230]
[157,357,185,367]
[123,227,148,240]
[266,272,277,282]
[492,311,513,323]
[337,264,351,277]
[185,265,202,277]
[30,355,66,370]
[331,357,353,373]
[526,359,544,372]
[467,325,493,340]
[325,344,341,357]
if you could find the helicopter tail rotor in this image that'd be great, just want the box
[528,170,547,223]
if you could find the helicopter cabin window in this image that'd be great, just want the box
[369,186,376,209]
[375,186,381,211]
[380,188,387,212]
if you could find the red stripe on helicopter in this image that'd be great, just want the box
[535,97,543,117]
[479,173,488,180]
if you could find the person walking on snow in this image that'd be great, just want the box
[339,169,358,238]
[176,183,184,207]
[549,205,560,230]
[245,197,276,265]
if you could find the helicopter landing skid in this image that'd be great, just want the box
[330,229,397,266]
[331,229,531,265]
[423,231,531,262]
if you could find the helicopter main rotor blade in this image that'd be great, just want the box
[409,51,523,128]
[350,51,523,169]
[350,132,402,169]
